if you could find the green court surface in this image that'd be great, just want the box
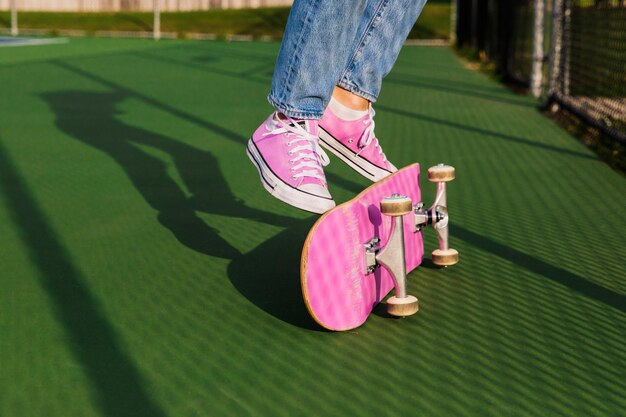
[0,38,624,417]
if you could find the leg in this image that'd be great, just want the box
[338,0,428,102]
[268,0,369,119]
[251,1,376,213]
[269,0,426,118]
[251,0,425,211]
[331,85,370,111]
[319,0,427,181]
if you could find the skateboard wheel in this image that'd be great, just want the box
[380,195,412,216]
[432,248,459,266]
[387,295,419,317]
[428,164,455,182]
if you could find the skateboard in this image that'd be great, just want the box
[301,163,458,331]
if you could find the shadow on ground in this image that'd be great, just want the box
[386,72,537,108]
[0,139,168,417]
[375,104,597,161]
[46,56,621,335]
[455,226,626,313]
[42,90,292,259]
[228,218,323,331]
[41,84,321,330]
[322,166,624,313]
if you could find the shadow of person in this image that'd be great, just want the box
[0,139,169,417]
[227,216,324,331]
[41,90,291,259]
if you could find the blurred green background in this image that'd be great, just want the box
[0,1,452,40]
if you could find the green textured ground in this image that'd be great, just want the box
[0,38,624,417]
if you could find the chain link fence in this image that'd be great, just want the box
[549,0,626,143]
[455,0,626,144]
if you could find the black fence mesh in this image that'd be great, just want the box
[551,0,626,142]
[455,0,626,143]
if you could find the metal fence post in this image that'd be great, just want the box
[11,0,18,36]
[562,0,571,96]
[547,0,563,97]
[530,0,546,98]
[450,0,457,44]
[153,0,161,40]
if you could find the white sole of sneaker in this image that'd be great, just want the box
[318,127,394,182]
[246,139,336,214]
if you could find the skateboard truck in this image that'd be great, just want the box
[420,164,459,266]
[365,194,419,317]
[364,164,459,318]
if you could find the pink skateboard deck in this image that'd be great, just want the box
[301,164,424,331]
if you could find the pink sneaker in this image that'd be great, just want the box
[247,112,336,214]
[319,106,397,182]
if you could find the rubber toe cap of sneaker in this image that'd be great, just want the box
[296,184,336,213]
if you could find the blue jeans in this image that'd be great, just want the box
[268,0,428,119]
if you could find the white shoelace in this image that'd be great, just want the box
[264,113,330,183]
[356,108,387,162]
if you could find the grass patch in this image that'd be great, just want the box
[408,2,451,39]
[0,3,451,39]
[0,9,290,38]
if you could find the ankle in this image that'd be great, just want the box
[331,86,370,111]
[328,97,368,121]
